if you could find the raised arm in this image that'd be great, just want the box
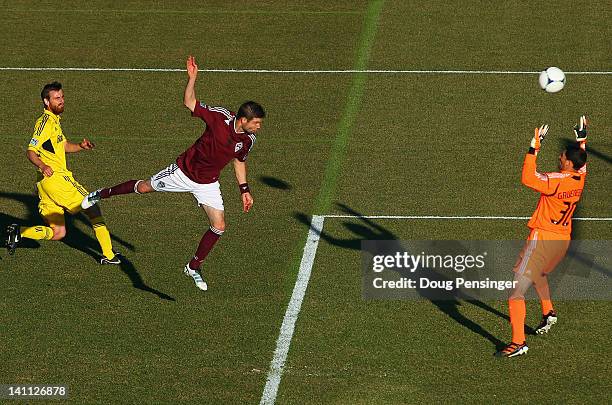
[573,115,588,173]
[574,115,587,150]
[183,55,198,112]
[521,153,557,194]
[521,125,557,194]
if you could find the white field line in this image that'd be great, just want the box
[260,215,325,405]
[322,215,612,221]
[0,67,611,74]
[260,212,609,403]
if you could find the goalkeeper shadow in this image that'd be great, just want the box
[293,202,531,348]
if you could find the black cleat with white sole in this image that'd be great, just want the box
[495,341,529,358]
[100,252,122,265]
[5,224,21,255]
[535,310,557,335]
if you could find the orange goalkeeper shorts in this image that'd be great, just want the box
[512,228,570,279]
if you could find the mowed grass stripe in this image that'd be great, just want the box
[261,1,385,404]
[314,0,386,214]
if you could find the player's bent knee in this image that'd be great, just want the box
[211,222,226,233]
[509,293,525,300]
[137,179,155,194]
[84,204,102,219]
[51,226,66,240]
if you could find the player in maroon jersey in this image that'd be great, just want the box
[82,56,265,291]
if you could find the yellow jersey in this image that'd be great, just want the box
[28,109,69,175]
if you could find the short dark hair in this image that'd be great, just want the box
[236,101,265,120]
[565,144,587,170]
[41,81,62,103]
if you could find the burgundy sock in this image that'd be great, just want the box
[100,180,139,199]
[188,228,222,270]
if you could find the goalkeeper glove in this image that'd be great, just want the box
[530,124,549,151]
[574,115,588,142]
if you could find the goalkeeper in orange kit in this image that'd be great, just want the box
[495,116,588,358]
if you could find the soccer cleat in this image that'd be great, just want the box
[495,342,529,358]
[535,311,558,335]
[81,190,102,209]
[183,265,208,291]
[5,224,21,255]
[100,253,122,265]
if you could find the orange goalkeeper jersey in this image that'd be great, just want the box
[521,149,586,236]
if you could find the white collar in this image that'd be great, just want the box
[233,117,245,134]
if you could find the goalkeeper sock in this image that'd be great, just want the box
[20,225,54,240]
[90,216,115,259]
[533,277,554,315]
[509,298,526,343]
[188,227,223,270]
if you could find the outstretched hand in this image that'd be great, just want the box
[531,124,548,151]
[79,138,95,150]
[242,192,253,213]
[186,55,198,79]
[574,115,587,142]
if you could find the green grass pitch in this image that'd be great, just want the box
[1,1,610,403]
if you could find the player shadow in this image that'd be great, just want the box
[116,256,175,301]
[258,175,292,190]
[62,214,135,261]
[565,241,612,278]
[294,203,530,348]
[63,216,174,300]
[0,191,135,254]
[559,139,611,165]
[586,147,612,165]
[0,192,45,253]
[0,213,42,253]
[568,203,611,277]
[0,191,173,300]
[571,205,586,240]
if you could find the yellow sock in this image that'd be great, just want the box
[20,226,54,240]
[90,217,115,259]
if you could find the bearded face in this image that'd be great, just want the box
[45,89,65,114]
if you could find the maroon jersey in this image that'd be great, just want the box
[177,101,256,184]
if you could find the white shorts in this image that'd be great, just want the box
[150,163,224,211]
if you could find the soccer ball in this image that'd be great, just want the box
[539,67,565,93]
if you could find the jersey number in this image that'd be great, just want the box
[552,201,577,226]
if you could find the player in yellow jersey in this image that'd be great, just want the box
[5,82,120,265]
[496,116,588,358]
